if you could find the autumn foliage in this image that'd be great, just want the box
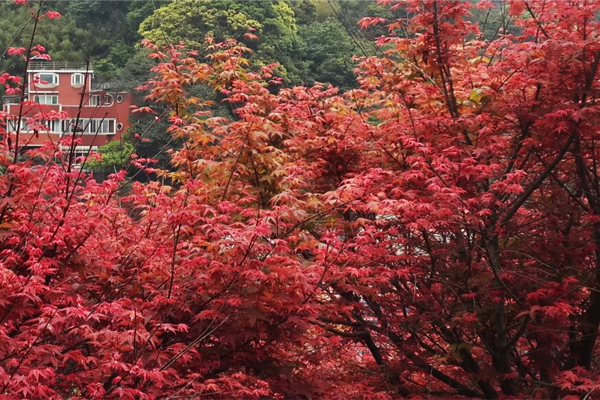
[4,0,600,398]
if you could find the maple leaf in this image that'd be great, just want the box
[7,47,26,56]
[243,33,259,41]
[44,11,61,20]
[358,17,386,29]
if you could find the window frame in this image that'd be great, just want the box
[62,118,117,135]
[34,73,59,88]
[71,73,85,87]
[33,94,59,105]
[67,145,99,167]
[88,94,102,107]
[7,118,29,132]
[103,94,114,106]
[44,119,60,133]
[88,93,115,107]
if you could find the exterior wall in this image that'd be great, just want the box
[3,67,133,149]
[28,70,92,104]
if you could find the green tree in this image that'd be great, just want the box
[0,3,86,74]
[139,0,305,85]
[298,17,360,90]
[86,139,134,174]
[288,0,316,25]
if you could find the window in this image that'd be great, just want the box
[64,146,98,167]
[6,118,29,132]
[34,73,58,88]
[44,120,59,133]
[116,94,124,103]
[117,122,123,131]
[3,96,18,105]
[104,120,115,134]
[103,95,114,106]
[89,94,114,107]
[71,73,85,87]
[62,118,116,135]
[88,94,102,107]
[63,119,80,133]
[72,146,97,160]
[33,94,58,105]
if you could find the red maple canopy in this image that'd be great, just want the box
[1,0,600,398]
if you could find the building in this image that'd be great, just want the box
[2,60,133,160]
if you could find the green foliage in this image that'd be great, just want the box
[87,139,134,173]
[288,0,316,25]
[138,0,305,85]
[312,0,336,21]
[0,3,83,73]
[66,0,126,23]
[111,48,155,92]
[126,1,164,40]
[127,118,178,174]
[139,0,262,48]
[0,0,390,91]
[298,17,360,90]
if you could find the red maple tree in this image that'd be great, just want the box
[2,0,600,398]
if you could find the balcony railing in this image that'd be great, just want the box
[29,61,90,71]
[2,96,19,105]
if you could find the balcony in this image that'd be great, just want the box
[29,61,90,71]
[2,95,19,105]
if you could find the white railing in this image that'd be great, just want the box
[29,61,90,71]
